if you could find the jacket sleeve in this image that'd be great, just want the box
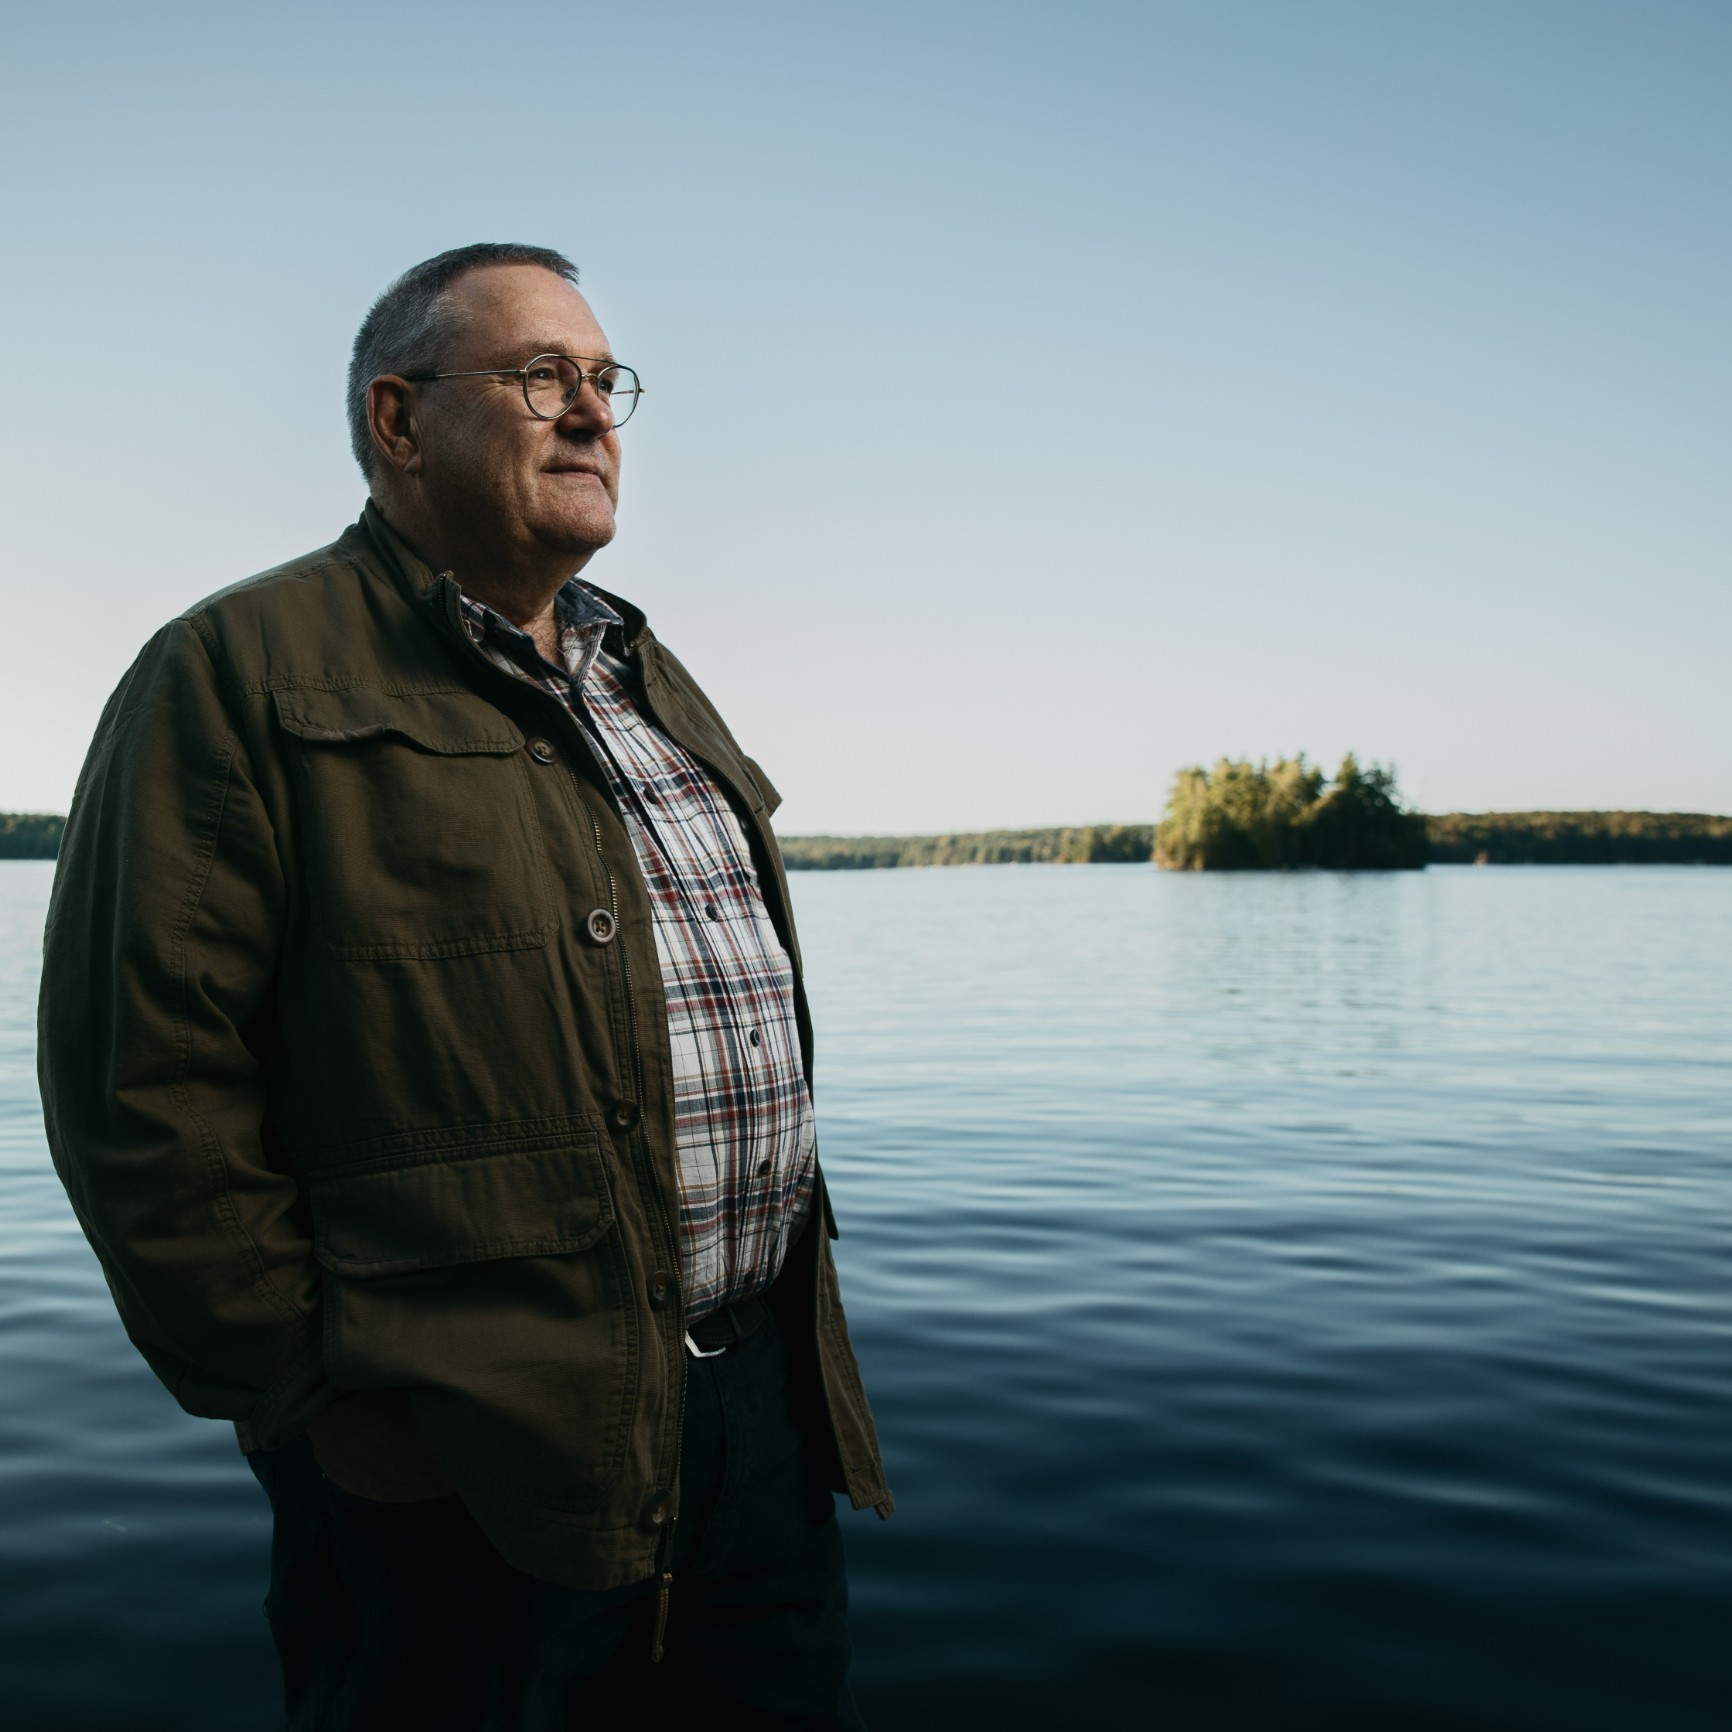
[37,613,329,1451]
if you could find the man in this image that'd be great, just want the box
[38,242,889,1730]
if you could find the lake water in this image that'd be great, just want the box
[2,860,1730,1729]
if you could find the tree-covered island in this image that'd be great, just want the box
[1154,754,1427,871]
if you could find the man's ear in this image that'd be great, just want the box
[367,377,425,476]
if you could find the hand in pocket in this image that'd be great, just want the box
[306,1388,456,1503]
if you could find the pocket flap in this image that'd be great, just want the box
[275,688,525,756]
[311,1143,612,1277]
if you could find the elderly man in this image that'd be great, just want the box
[38,242,889,1730]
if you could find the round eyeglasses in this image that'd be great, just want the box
[398,353,643,427]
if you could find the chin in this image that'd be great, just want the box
[531,479,616,555]
[540,513,616,558]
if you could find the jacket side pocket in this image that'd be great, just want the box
[310,1139,638,1497]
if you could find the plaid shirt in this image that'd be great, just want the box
[458,581,816,1321]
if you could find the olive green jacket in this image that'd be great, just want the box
[37,505,890,1589]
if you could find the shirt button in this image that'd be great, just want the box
[527,738,557,764]
[647,1272,674,1309]
[610,1100,640,1131]
[758,1158,772,1177]
[704,903,720,921]
[747,1028,761,1048]
[585,908,618,946]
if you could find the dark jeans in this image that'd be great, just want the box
[247,1314,864,1731]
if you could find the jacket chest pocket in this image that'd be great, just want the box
[275,688,556,960]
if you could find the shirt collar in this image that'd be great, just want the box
[458,577,625,677]
[555,578,626,635]
[459,576,623,635]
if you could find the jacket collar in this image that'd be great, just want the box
[352,499,654,657]
[355,500,442,602]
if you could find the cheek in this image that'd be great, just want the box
[432,416,508,489]
[509,433,559,494]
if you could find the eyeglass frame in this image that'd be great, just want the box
[393,353,643,427]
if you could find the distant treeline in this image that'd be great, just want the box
[1428,810,1732,865]
[782,808,1732,870]
[4,807,1728,869]
[0,813,64,859]
[779,825,1153,870]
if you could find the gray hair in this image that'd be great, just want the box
[345,242,580,480]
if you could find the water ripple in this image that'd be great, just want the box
[1,862,1730,1727]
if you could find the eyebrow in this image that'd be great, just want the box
[516,342,619,364]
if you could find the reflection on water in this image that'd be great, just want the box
[2,861,1730,1729]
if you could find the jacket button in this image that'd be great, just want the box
[585,908,618,946]
[647,1272,674,1309]
[610,1100,640,1131]
[646,1495,673,1529]
[527,737,557,764]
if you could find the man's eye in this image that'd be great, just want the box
[526,365,558,384]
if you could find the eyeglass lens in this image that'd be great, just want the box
[524,356,640,426]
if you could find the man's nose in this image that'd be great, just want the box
[555,379,615,435]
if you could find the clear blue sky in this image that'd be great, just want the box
[1,1,1726,831]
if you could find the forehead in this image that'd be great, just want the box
[445,265,610,361]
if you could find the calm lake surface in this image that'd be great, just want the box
[2,860,1730,1729]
